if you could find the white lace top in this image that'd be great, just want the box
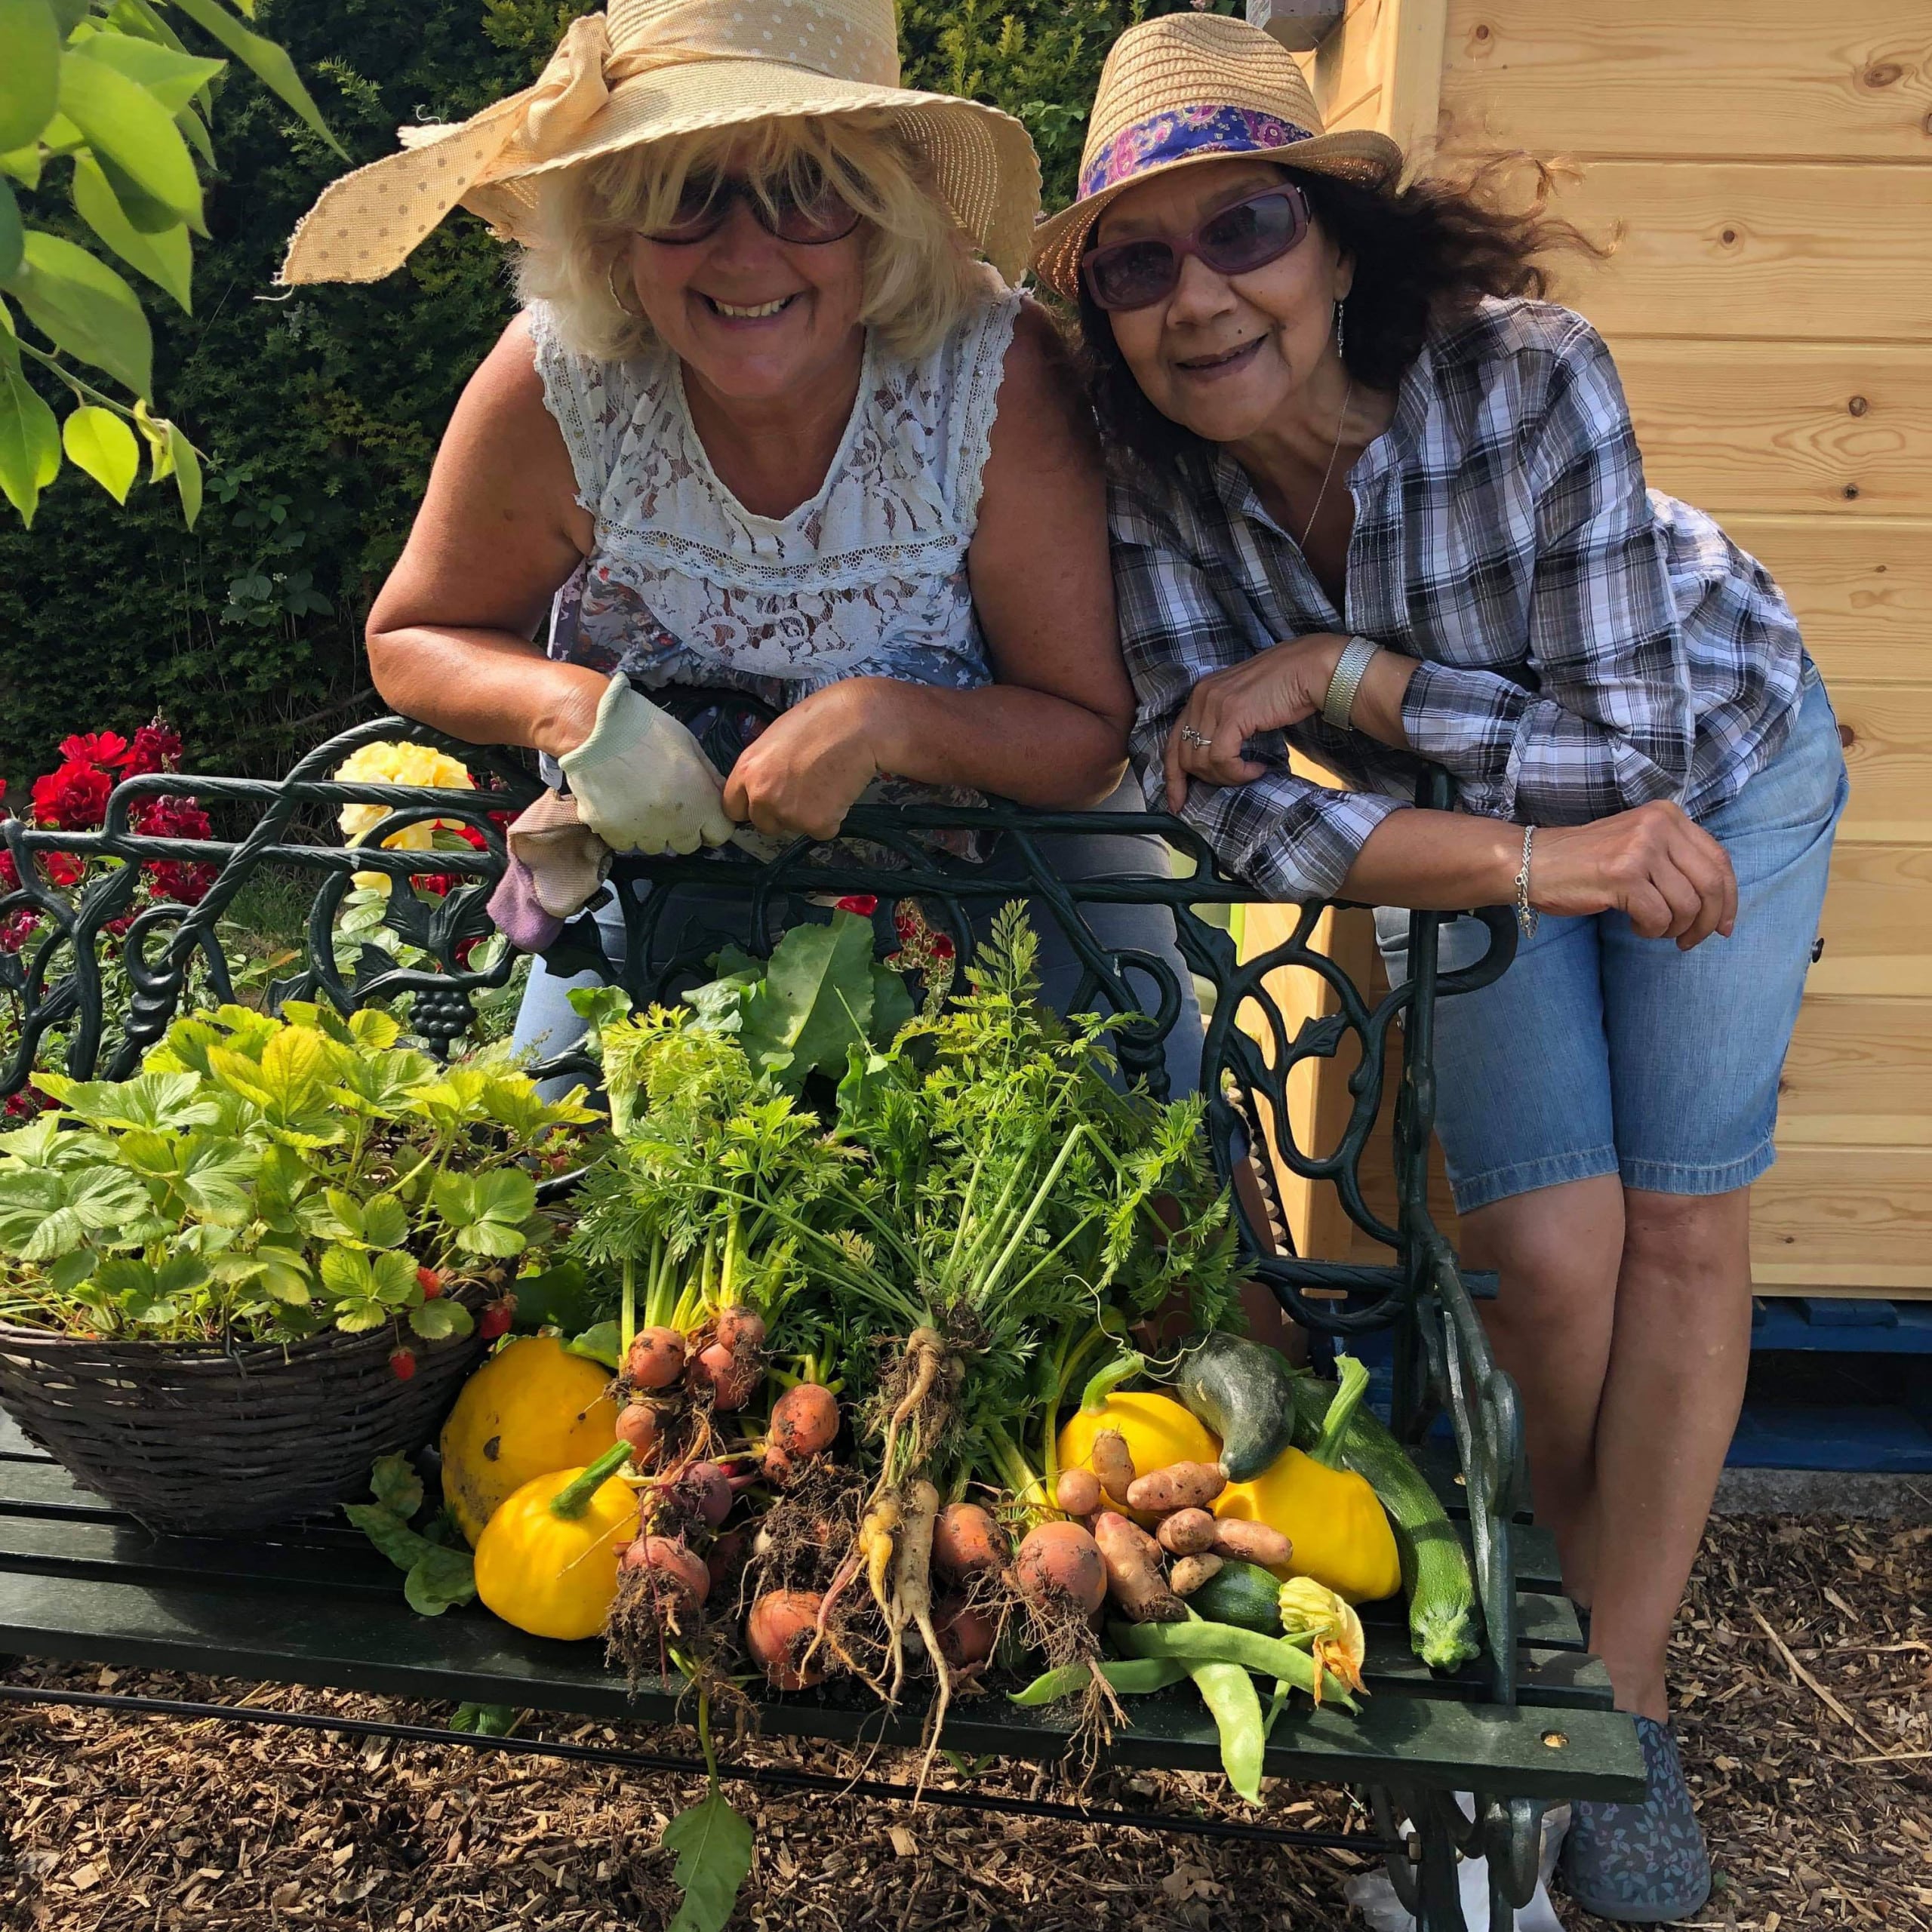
[528,291,1022,706]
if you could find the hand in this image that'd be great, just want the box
[1531,801,1738,949]
[721,680,886,842]
[1164,633,1349,811]
[556,675,734,856]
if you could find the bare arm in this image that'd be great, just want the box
[722,301,1131,836]
[364,312,605,758]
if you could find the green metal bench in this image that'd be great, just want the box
[0,715,1644,1931]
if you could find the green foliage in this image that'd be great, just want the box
[0,997,598,1343]
[346,1451,478,1614]
[661,1784,754,1932]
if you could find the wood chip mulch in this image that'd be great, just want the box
[2,1514,1925,1932]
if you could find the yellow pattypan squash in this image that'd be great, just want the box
[1215,1353,1401,1604]
[473,1443,638,1641]
[441,1335,621,1546]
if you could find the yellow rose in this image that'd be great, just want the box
[334,740,475,892]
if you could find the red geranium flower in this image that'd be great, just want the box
[41,851,84,888]
[0,909,42,953]
[122,722,183,777]
[146,860,217,905]
[131,794,211,841]
[58,731,131,769]
[31,761,111,831]
[836,894,878,916]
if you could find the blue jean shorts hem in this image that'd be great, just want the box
[1450,1146,1620,1216]
[1620,1137,1775,1198]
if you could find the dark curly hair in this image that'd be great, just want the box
[1077,156,1606,478]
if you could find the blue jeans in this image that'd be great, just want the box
[1374,666,1848,1213]
[512,777,1205,1098]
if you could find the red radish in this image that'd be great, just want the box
[713,1306,766,1355]
[626,1327,687,1390]
[746,1589,826,1690]
[415,1266,443,1299]
[1015,1521,1106,1615]
[614,1403,658,1458]
[931,1502,1006,1584]
[621,1535,709,1607]
[388,1347,417,1382]
[478,1300,513,1342]
[690,1342,761,1411]
[675,1461,734,1527]
[933,1597,996,1669]
[769,1383,839,1458]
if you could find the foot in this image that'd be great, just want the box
[1560,1715,1712,1924]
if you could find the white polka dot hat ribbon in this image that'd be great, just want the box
[279,0,1041,285]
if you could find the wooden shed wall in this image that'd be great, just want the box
[1241,0,1932,1295]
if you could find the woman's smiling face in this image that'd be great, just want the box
[1094,158,1352,444]
[623,146,867,404]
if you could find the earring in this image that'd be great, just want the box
[1334,298,1347,361]
[608,254,645,319]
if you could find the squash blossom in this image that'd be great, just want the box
[1277,1577,1367,1704]
[334,741,476,893]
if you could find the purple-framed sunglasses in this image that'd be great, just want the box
[1081,183,1312,312]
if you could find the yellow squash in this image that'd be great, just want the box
[1217,1447,1401,1602]
[473,1443,638,1641]
[441,1334,621,1546]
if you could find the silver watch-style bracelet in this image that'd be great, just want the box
[1319,634,1381,731]
[1515,824,1539,939]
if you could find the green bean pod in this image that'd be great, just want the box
[1007,1656,1190,1706]
[1186,1660,1264,1804]
[1109,1618,1358,1712]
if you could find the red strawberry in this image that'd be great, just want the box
[416,1266,443,1299]
[389,1348,417,1381]
[478,1299,514,1342]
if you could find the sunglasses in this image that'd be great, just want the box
[644,165,861,247]
[1081,185,1312,312]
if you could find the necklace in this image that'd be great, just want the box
[1299,377,1354,550]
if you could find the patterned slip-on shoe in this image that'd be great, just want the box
[1560,1715,1712,1924]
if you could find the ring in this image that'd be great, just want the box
[1180,725,1212,749]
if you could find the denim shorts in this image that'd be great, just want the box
[1374,665,1849,1213]
[510,776,1205,1099]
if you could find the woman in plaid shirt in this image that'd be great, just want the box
[1034,17,1847,1922]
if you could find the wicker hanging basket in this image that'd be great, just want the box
[0,1292,489,1536]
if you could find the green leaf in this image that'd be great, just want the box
[734,911,878,1094]
[506,1258,595,1335]
[347,1008,401,1051]
[369,1451,423,1518]
[58,48,204,230]
[564,1319,622,1370]
[166,417,198,525]
[72,153,191,310]
[869,958,915,1047]
[318,1243,372,1299]
[661,1788,754,1932]
[408,1295,473,1342]
[369,1248,420,1304]
[2,232,153,398]
[403,1544,475,1615]
[359,1191,409,1249]
[61,402,138,502]
[0,0,62,152]
[0,360,60,524]
[432,1168,537,1257]
[37,1071,220,1132]
[0,180,20,283]
[69,32,223,112]
[449,1703,518,1737]
[333,1296,388,1334]
[172,1134,253,1224]
[343,1500,432,1571]
[163,0,346,158]
[0,145,42,189]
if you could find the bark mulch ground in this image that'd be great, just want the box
[2,1515,1925,1931]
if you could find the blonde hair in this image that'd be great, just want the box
[516,113,992,363]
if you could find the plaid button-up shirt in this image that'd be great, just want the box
[1112,298,1805,902]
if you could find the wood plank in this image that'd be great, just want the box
[1296,0,1389,134]
[1435,0,1932,164]
[1609,340,1932,519]
[1723,515,1932,685]
[0,1569,1647,1796]
[1807,843,1932,999]
[1827,681,1932,842]
[1537,162,1932,345]
[1779,998,1932,1148]
[1385,0,1451,159]
[1752,1146,1932,1288]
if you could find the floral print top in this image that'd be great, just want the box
[528,291,1021,715]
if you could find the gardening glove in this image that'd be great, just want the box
[486,789,612,951]
[558,674,735,857]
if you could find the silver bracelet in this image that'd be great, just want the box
[1319,635,1381,731]
[1515,824,1539,939]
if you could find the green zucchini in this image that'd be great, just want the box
[1183,1558,1282,1635]
[1294,1364,1482,1671]
[1169,1330,1299,1481]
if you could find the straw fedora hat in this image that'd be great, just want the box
[1030,13,1401,303]
[280,0,1041,287]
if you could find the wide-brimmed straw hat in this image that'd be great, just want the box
[1030,14,1402,303]
[280,0,1041,287]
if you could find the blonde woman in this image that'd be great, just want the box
[283,0,1201,1091]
